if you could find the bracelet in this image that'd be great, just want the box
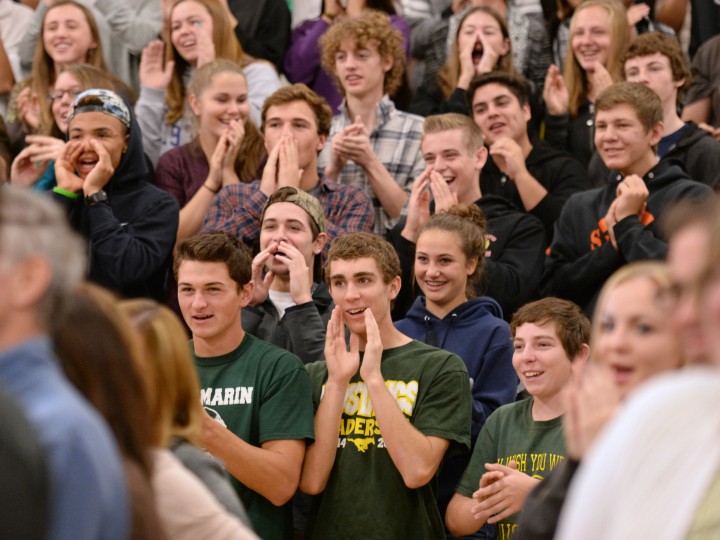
[202,183,220,194]
[52,186,80,200]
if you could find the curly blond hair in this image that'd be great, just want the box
[320,10,405,97]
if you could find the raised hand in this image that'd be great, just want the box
[10,146,49,188]
[325,306,360,383]
[83,139,116,193]
[139,40,174,90]
[272,240,313,304]
[614,174,649,221]
[54,141,85,193]
[248,243,277,306]
[195,22,216,68]
[543,64,569,116]
[401,170,432,242]
[587,62,614,96]
[428,170,458,212]
[489,137,528,180]
[221,119,245,181]
[24,135,66,163]
[358,308,383,383]
[277,136,302,188]
[16,86,40,132]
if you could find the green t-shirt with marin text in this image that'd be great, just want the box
[193,333,315,540]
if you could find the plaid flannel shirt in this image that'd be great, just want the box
[318,95,426,234]
[201,178,374,256]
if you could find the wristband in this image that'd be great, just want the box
[52,186,80,200]
[202,183,220,194]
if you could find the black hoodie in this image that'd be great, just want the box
[480,140,591,241]
[588,121,720,189]
[53,107,179,300]
[541,159,712,315]
[389,195,546,322]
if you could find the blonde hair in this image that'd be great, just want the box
[187,59,266,182]
[120,299,204,447]
[591,261,684,364]
[423,113,485,153]
[564,0,631,116]
[30,0,107,134]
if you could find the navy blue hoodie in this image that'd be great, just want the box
[395,295,517,519]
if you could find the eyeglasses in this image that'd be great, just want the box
[48,88,82,101]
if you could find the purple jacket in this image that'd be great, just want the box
[283,15,410,114]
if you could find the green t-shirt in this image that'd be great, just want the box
[304,339,472,540]
[457,397,565,540]
[193,333,315,540]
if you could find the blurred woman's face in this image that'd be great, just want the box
[570,5,612,72]
[43,4,97,66]
[457,11,509,68]
[51,72,83,134]
[170,0,214,66]
[594,276,683,399]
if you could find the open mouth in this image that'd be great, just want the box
[472,42,484,65]
[192,314,213,322]
[489,122,506,133]
[424,280,447,292]
[523,370,544,380]
[610,364,633,384]
[346,307,367,317]
[77,156,98,175]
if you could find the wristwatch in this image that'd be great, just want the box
[85,190,109,207]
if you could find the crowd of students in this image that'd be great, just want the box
[1,0,720,539]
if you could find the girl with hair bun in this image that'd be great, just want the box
[394,203,518,523]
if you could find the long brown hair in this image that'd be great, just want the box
[30,0,107,135]
[51,284,154,475]
[164,0,254,125]
[438,6,513,99]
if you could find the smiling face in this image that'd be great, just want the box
[512,321,575,402]
[624,52,683,108]
[51,71,83,134]
[457,10,509,68]
[421,128,486,204]
[189,71,249,139]
[594,103,662,176]
[260,202,324,278]
[571,5,612,71]
[67,111,127,179]
[328,256,399,338]
[263,100,326,172]
[334,38,392,101]
[594,276,683,399]
[415,229,476,317]
[43,4,97,66]
[471,82,530,145]
[177,259,249,350]
[171,0,213,66]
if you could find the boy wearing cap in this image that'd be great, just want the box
[202,84,374,253]
[242,187,332,364]
[174,231,315,540]
[51,89,178,301]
